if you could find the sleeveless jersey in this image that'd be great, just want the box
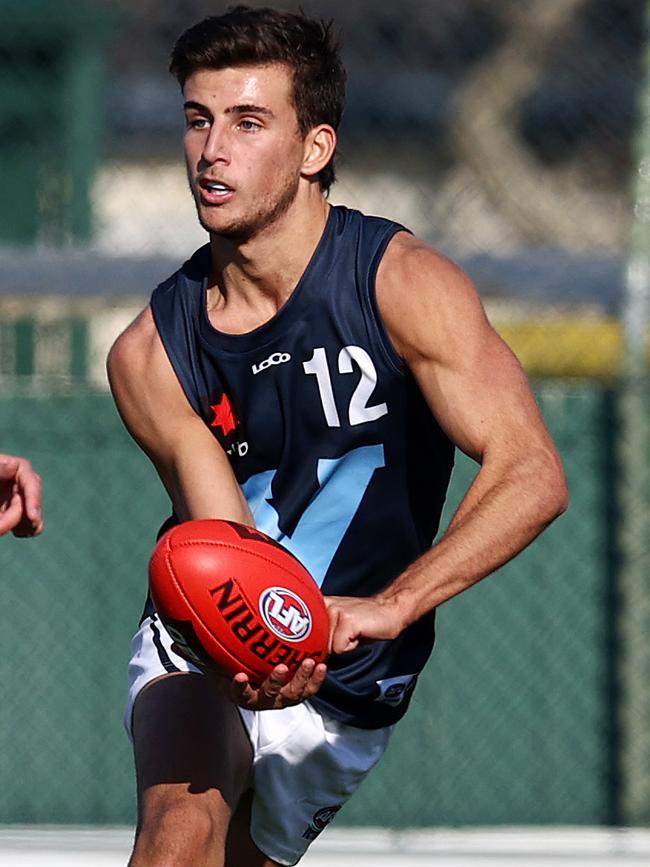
[148,205,455,728]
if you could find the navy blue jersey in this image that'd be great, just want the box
[148,205,455,728]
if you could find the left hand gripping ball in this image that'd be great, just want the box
[148,519,329,685]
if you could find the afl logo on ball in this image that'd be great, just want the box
[259,587,312,642]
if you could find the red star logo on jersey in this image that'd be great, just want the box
[210,394,237,436]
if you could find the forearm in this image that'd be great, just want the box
[378,448,568,630]
[165,461,253,526]
[154,439,253,526]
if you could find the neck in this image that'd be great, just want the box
[207,193,330,310]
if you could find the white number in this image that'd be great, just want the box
[338,346,388,425]
[304,345,387,428]
[303,347,341,427]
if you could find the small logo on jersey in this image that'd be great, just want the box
[226,440,249,458]
[252,351,291,375]
[259,587,312,642]
[302,805,342,841]
[210,394,237,436]
[374,674,417,706]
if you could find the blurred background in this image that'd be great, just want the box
[1,0,650,852]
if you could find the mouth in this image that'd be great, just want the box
[198,178,235,205]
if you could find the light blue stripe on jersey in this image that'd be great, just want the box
[241,444,385,586]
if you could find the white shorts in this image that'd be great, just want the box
[125,614,394,866]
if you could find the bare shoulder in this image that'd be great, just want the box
[106,304,194,455]
[375,232,561,472]
[107,306,159,382]
[107,305,181,403]
[379,230,469,284]
[376,231,491,363]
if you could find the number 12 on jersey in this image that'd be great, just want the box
[303,346,388,428]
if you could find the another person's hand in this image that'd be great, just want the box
[229,659,327,710]
[0,454,43,538]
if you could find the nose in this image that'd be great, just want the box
[201,122,231,167]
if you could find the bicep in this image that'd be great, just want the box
[377,237,558,466]
[411,326,551,465]
[107,308,252,525]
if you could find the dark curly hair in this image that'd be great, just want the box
[170,6,346,192]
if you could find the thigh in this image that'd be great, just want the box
[131,672,253,862]
[225,790,283,867]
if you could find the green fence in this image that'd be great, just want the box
[353,384,618,827]
[0,0,114,245]
[0,382,634,827]
[0,393,166,823]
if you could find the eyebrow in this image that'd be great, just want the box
[227,103,275,118]
[183,101,275,118]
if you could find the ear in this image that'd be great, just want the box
[301,125,337,180]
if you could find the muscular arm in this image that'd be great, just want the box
[327,233,568,652]
[107,306,252,525]
[108,308,325,706]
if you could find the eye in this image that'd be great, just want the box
[187,117,210,130]
[238,119,262,132]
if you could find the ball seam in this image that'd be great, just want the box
[169,538,319,591]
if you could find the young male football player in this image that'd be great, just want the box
[108,7,568,866]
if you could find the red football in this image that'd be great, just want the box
[148,519,329,684]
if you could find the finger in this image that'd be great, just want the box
[0,494,21,536]
[330,609,360,655]
[230,672,258,706]
[259,665,289,702]
[300,662,328,697]
[281,659,316,701]
[11,491,43,538]
[15,466,42,525]
[332,628,359,654]
[282,660,328,703]
[0,457,19,481]
[12,507,44,538]
[231,671,251,695]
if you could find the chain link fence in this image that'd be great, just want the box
[0,383,615,827]
[0,0,649,833]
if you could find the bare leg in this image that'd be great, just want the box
[128,672,252,867]
[225,789,284,867]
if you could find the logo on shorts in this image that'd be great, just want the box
[302,805,342,841]
[163,617,208,670]
[259,587,312,642]
[374,674,417,706]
